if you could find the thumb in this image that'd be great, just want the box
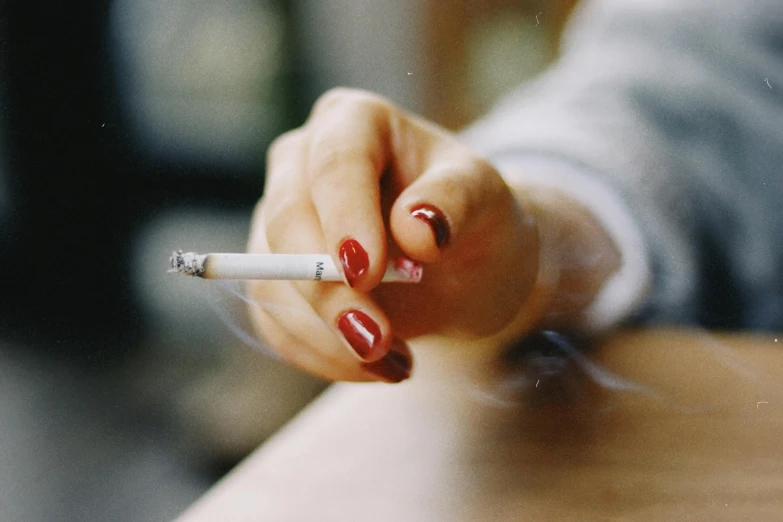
[385,156,541,338]
[389,157,531,264]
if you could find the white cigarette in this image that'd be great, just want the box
[168,250,422,283]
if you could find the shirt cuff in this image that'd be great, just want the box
[489,153,652,333]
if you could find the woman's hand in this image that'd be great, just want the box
[246,88,613,383]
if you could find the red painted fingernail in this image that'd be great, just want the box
[411,204,450,248]
[362,348,412,383]
[339,238,369,287]
[338,310,382,360]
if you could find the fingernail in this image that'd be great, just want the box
[338,310,382,360]
[339,238,369,287]
[411,204,450,248]
[362,347,412,383]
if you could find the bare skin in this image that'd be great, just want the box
[246,88,621,384]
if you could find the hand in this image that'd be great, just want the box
[246,88,616,383]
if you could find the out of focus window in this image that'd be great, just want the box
[111,0,290,175]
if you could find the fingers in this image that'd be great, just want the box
[285,88,451,289]
[247,86,540,382]
[305,89,394,291]
[247,202,412,381]
[248,122,410,380]
[248,282,413,383]
[260,126,398,363]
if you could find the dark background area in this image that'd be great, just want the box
[0,2,320,520]
[0,0,311,360]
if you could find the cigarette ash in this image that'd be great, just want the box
[168,250,206,276]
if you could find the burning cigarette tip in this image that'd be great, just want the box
[168,250,206,276]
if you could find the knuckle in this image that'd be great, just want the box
[445,154,504,197]
[253,318,300,364]
[436,175,470,213]
[250,196,268,229]
[246,220,268,255]
[262,202,304,252]
[310,87,392,120]
[309,143,376,177]
[245,287,318,367]
[246,291,281,340]
[478,159,512,202]
[267,128,304,167]
[295,278,331,306]
[260,184,301,219]
[311,87,355,114]
[469,155,496,177]
[470,156,504,188]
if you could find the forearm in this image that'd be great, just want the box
[462,0,783,330]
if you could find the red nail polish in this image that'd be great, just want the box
[338,310,382,360]
[362,348,412,383]
[411,204,450,248]
[339,238,369,287]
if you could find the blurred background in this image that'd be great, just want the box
[0,1,572,520]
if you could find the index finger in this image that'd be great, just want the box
[304,88,394,291]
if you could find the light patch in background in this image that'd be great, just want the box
[111,0,286,172]
[467,13,551,117]
[297,0,425,112]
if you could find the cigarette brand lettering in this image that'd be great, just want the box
[315,261,324,280]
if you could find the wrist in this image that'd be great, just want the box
[518,185,622,327]
[491,155,651,332]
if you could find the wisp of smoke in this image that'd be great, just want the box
[202,281,779,415]
[471,328,780,414]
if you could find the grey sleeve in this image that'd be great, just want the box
[461,0,783,330]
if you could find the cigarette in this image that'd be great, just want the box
[168,250,423,283]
